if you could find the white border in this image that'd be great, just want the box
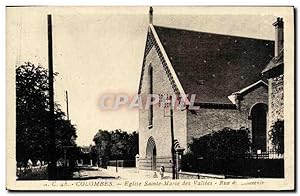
[1,0,299,195]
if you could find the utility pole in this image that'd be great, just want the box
[47,14,56,180]
[169,96,176,180]
[65,90,69,121]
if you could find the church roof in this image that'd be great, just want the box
[261,48,284,76]
[153,25,274,103]
[227,80,268,105]
[231,80,268,95]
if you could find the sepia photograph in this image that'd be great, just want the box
[6,6,294,191]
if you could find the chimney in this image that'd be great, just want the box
[273,17,284,57]
[149,7,153,24]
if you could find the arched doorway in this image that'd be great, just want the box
[250,103,268,152]
[146,137,157,170]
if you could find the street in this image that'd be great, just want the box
[73,166,172,180]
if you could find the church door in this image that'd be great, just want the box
[250,103,268,152]
[146,137,157,171]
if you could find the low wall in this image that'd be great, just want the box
[179,171,225,179]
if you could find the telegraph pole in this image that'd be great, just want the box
[169,96,176,180]
[66,90,69,121]
[47,14,57,180]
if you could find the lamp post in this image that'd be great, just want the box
[175,148,185,179]
[163,95,176,179]
[170,104,176,180]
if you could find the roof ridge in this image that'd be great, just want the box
[153,25,274,42]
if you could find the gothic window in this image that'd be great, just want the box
[148,65,153,128]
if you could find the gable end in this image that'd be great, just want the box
[138,26,182,97]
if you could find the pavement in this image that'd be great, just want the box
[73,166,172,180]
[106,167,173,180]
[73,168,115,180]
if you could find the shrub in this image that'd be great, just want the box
[269,120,284,154]
[188,127,251,160]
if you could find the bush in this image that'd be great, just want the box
[182,127,285,177]
[188,127,250,159]
[269,120,284,154]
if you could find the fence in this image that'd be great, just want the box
[182,151,284,178]
[192,150,283,160]
[229,150,284,159]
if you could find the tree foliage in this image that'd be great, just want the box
[188,127,250,159]
[16,62,77,165]
[93,129,138,166]
[269,120,284,154]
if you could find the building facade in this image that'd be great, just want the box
[138,9,279,171]
[262,17,284,155]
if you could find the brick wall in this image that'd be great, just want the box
[187,108,244,144]
[139,43,187,170]
[268,75,284,125]
[187,85,268,147]
[267,74,284,151]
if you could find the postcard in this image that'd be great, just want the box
[6,6,295,191]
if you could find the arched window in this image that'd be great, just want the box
[148,65,153,128]
[250,103,268,152]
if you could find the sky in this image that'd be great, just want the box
[7,7,277,146]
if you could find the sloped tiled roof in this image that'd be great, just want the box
[231,80,268,95]
[261,48,284,75]
[154,26,274,103]
[227,80,268,104]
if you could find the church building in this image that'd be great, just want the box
[262,17,284,156]
[138,8,280,171]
